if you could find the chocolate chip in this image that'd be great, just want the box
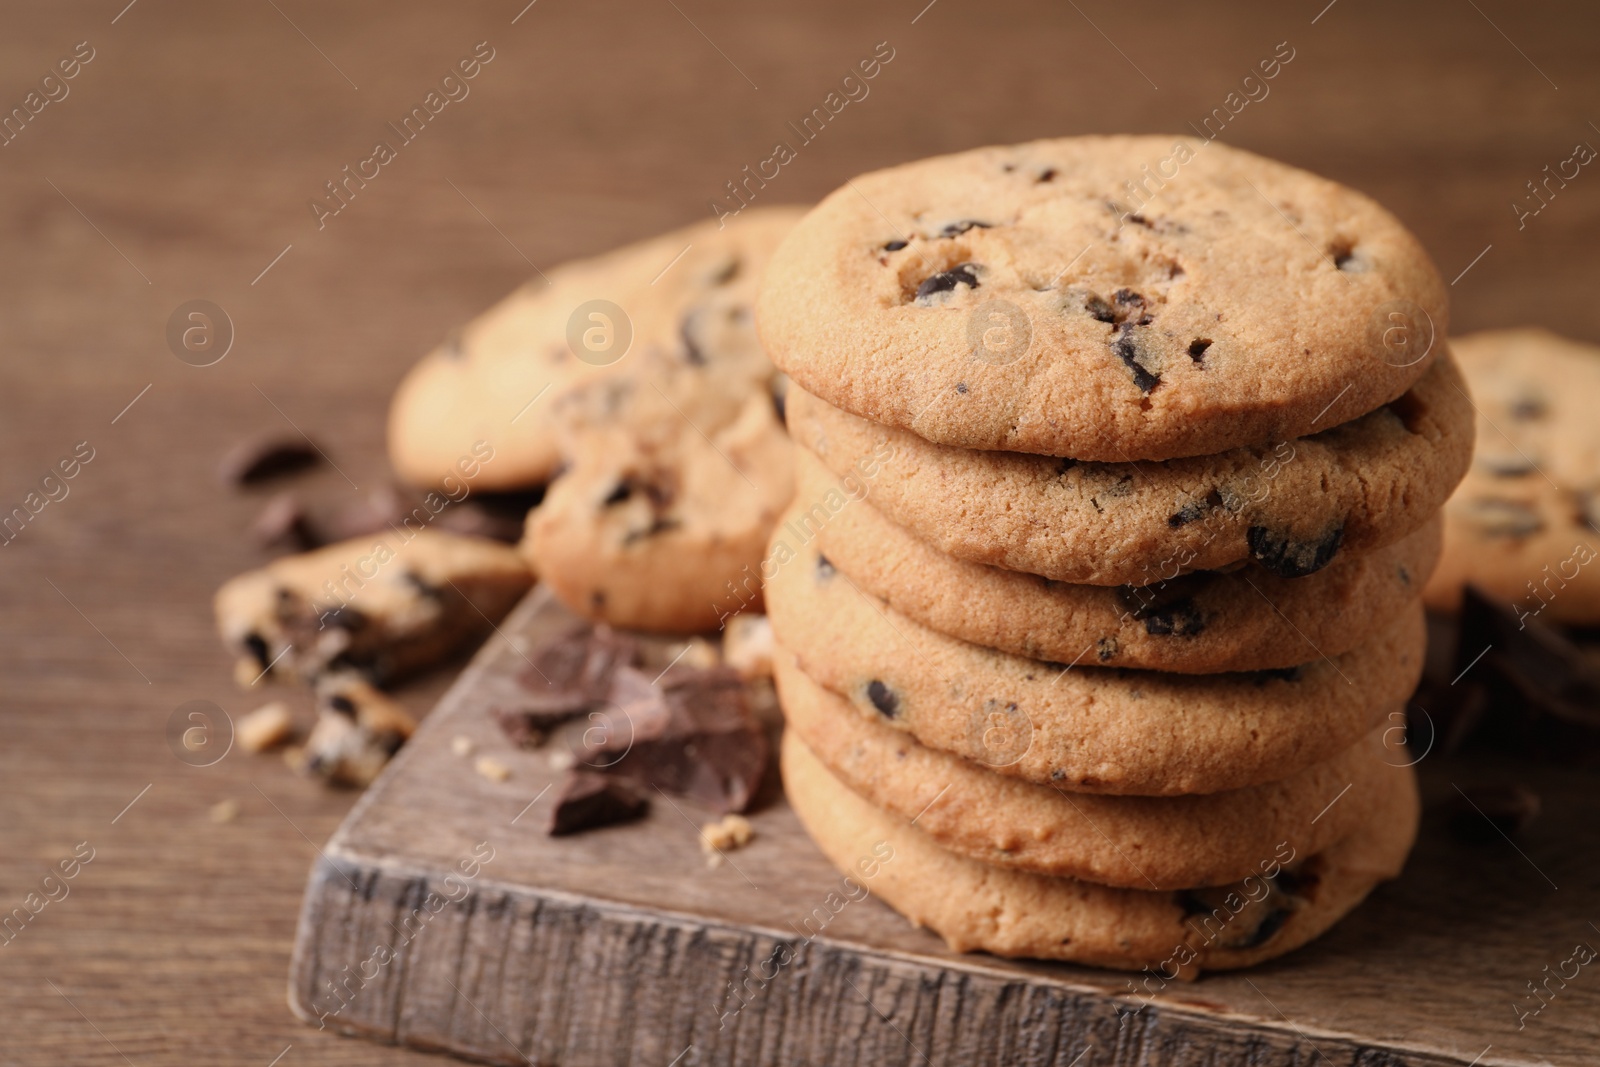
[937,220,991,238]
[914,264,980,303]
[1141,598,1206,637]
[401,571,443,600]
[1127,213,1154,229]
[865,680,898,718]
[1247,524,1345,578]
[882,239,908,252]
[815,554,837,579]
[546,770,649,836]
[603,482,633,506]
[770,378,789,426]
[708,256,741,286]
[328,693,357,717]
[1112,322,1161,394]
[1461,498,1543,538]
[580,665,767,814]
[1509,395,1548,421]
[1235,907,1292,948]
[955,382,968,395]
[218,435,321,486]
[1475,455,1535,478]
[1037,168,1057,183]
[253,492,318,551]
[1168,490,1224,528]
[1187,338,1213,363]
[1451,783,1540,842]
[1084,294,1117,323]
[322,484,414,542]
[1113,288,1146,308]
[1095,637,1119,662]
[243,632,272,671]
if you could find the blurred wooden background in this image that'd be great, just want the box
[0,0,1594,1063]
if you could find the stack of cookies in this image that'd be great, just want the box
[756,136,1474,975]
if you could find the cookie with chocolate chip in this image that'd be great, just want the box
[1423,329,1600,624]
[789,351,1471,585]
[765,523,1423,796]
[758,136,1447,462]
[782,729,1419,975]
[387,207,803,631]
[792,447,1440,672]
[214,529,533,686]
[775,647,1400,887]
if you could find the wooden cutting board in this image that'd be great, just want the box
[287,587,1599,1067]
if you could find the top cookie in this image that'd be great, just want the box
[758,136,1447,461]
[389,206,807,490]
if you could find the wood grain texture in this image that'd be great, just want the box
[290,589,1600,1067]
[0,0,1596,1063]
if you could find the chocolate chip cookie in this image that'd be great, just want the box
[389,205,804,491]
[1423,328,1600,625]
[788,351,1471,585]
[775,648,1398,888]
[214,529,533,686]
[758,136,1447,462]
[793,446,1440,672]
[782,730,1419,974]
[765,524,1424,795]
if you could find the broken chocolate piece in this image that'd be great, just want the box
[1168,490,1224,528]
[1451,783,1540,842]
[253,492,318,551]
[219,435,321,486]
[1084,294,1117,323]
[519,623,641,716]
[321,484,414,542]
[1247,524,1345,578]
[1140,597,1206,637]
[914,264,980,304]
[546,770,648,836]
[579,665,767,814]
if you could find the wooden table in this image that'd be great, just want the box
[1,1,1594,1063]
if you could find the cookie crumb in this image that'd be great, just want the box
[237,702,295,752]
[701,813,754,864]
[210,798,241,823]
[475,756,512,783]
[451,735,475,758]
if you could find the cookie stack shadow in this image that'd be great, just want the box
[755,136,1476,977]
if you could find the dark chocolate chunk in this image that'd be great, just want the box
[815,554,837,579]
[243,631,272,671]
[401,570,444,600]
[517,623,641,717]
[914,264,980,303]
[546,770,648,836]
[218,435,321,486]
[1095,637,1119,662]
[1247,524,1345,578]
[1141,598,1206,638]
[603,481,633,506]
[1084,294,1117,323]
[1126,213,1154,229]
[866,680,899,719]
[1451,783,1540,842]
[253,492,317,551]
[955,382,968,395]
[1112,322,1161,394]
[1187,338,1213,363]
[937,220,991,238]
[1036,167,1057,183]
[433,500,530,543]
[578,665,767,814]
[882,238,908,252]
[327,693,357,717]
[1113,288,1146,309]
[322,484,413,542]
